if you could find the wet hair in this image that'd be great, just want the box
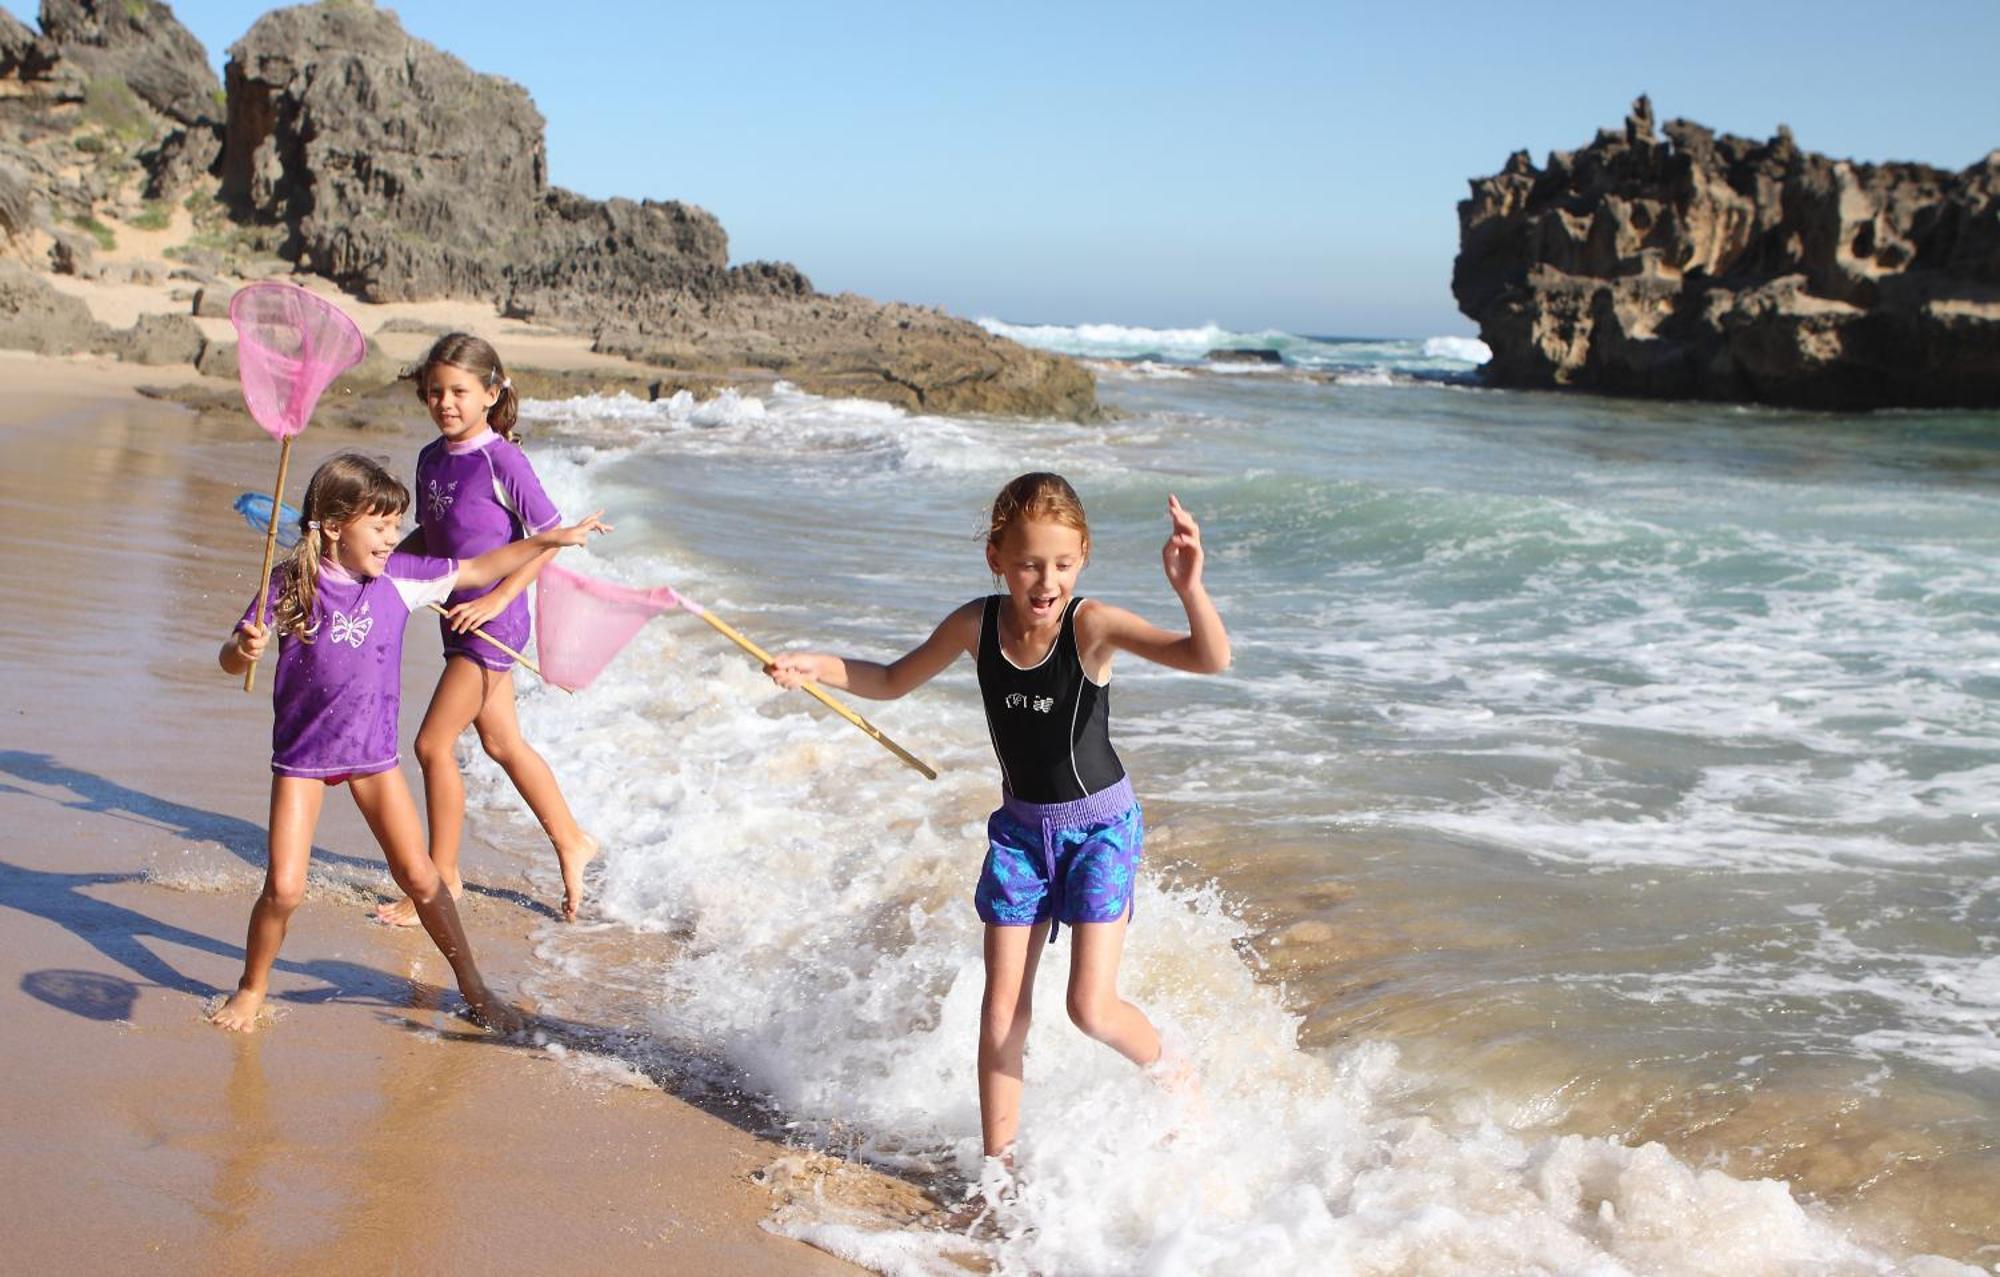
[272,453,411,642]
[410,331,518,439]
[986,472,1089,556]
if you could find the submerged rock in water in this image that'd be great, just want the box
[1453,95,2000,409]
[1207,347,1285,364]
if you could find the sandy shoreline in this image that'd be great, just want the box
[0,351,875,1274]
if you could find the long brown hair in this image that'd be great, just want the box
[272,454,411,642]
[410,332,519,439]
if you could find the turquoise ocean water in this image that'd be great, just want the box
[480,322,1997,1274]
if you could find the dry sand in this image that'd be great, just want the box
[0,350,880,1274]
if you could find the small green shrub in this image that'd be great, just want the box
[69,214,117,251]
[82,76,153,143]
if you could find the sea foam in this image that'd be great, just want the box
[446,385,1987,1273]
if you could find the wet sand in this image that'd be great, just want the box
[0,351,871,1274]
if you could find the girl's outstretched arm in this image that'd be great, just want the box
[451,511,611,597]
[1080,494,1230,675]
[767,599,982,700]
[440,545,558,634]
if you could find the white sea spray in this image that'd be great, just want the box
[470,371,1999,1273]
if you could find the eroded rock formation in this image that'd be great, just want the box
[1454,97,2000,409]
[0,0,1095,419]
[217,1,1094,417]
[0,1,225,275]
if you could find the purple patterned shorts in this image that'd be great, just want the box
[975,776,1142,942]
[439,591,532,672]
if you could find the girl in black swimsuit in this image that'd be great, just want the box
[768,473,1230,1163]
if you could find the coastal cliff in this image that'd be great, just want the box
[1454,97,2000,409]
[0,0,1097,419]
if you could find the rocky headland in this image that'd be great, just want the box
[0,0,1097,419]
[1454,97,2000,409]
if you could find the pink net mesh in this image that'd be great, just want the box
[229,282,368,440]
[536,561,691,691]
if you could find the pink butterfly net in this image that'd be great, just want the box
[536,561,693,691]
[230,281,368,439]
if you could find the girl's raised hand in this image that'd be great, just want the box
[552,510,614,545]
[1161,494,1206,595]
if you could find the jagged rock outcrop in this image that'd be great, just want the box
[1,0,1094,417]
[1454,97,2000,409]
[217,4,788,315]
[221,1,561,299]
[0,8,47,78]
[37,0,219,125]
[222,1,1094,418]
[0,1,224,259]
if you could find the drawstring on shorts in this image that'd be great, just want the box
[998,776,1137,946]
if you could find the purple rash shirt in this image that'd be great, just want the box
[242,553,458,778]
[413,429,561,671]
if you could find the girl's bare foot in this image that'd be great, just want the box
[557,833,599,922]
[209,986,268,1033]
[1145,1030,1210,1134]
[375,874,463,928]
[464,985,526,1035]
[1145,1038,1201,1096]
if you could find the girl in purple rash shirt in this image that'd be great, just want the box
[378,333,602,929]
[216,453,608,1033]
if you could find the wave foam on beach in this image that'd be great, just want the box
[462,385,1986,1274]
[978,317,1492,380]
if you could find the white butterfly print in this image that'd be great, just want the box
[426,478,458,521]
[329,601,374,648]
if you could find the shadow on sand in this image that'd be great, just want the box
[0,750,956,1221]
[0,748,563,920]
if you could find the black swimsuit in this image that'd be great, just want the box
[976,595,1125,803]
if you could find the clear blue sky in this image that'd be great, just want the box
[114,2,2000,334]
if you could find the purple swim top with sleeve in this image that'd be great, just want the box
[242,552,458,778]
[413,428,561,670]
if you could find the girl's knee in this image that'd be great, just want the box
[475,728,525,768]
[1066,990,1117,1041]
[389,860,441,900]
[414,730,457,770]
[262,878,307,914]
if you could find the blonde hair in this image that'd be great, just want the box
[410,332,519,439]
[272,454,411,642]
[986,472,1090,555]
